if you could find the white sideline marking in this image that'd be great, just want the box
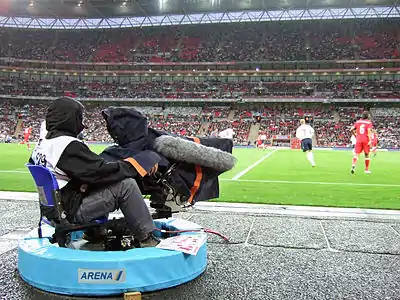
[232,149,278,180]
[193,202,400,220]
[220,178,400,188]
[0,191,37,201]
[0,170,29,174]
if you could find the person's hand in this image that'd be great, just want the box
[148,163,158,176]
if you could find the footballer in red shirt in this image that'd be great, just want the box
[256,136,263,150]
[349,111,373,174]
[20,126,33,150]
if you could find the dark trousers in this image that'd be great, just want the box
[74,178,155,240]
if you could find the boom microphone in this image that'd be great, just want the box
[154,135,236,172]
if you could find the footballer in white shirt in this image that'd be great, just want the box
[295,119,316,167]
[218,128,235,140]
[39,120,47,142]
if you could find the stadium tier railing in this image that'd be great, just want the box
[1,95,399,103]
[2,57,400,66]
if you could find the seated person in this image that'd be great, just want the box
[29,97,160,248]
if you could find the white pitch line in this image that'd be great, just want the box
[388,225,400,238]
[319,221,338,252]
[0,170,29,174]
[232,149,278,180]
[220,178,400,188]
[244,218,255,246]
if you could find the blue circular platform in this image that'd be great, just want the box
[18,218,207,296]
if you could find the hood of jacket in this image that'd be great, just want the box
[102,107,151,149]
[45,97,85,139]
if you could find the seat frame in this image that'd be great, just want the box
[26,164,131,249]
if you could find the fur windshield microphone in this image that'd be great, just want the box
[154,135,236,172]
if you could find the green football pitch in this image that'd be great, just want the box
[1,144,399,209]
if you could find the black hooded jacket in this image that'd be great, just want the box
[100,107,234,204]
[101,107,169,167]
[29,97,156,220]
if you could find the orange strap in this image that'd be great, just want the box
[124,158,147,177]
[188,137,203,204]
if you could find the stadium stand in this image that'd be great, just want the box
[0,20,398,62]
[0,19,399,148]
[370,108,400,149]
[208,120,252,144]
[1,78,399,99]
[2,101,400,149]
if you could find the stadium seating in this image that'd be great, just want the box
[0,20,398,62]
[1,78,399,100]
[0,19,399,148]
[208,120,252,144]
[2,101,400,148]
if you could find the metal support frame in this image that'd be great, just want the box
[0,6,399,29]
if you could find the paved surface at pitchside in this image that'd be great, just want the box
[0,196,400,300]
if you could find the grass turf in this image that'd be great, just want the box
[1,144,399,209]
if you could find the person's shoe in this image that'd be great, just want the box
[365,170,372,174]
[350,167,355,175]
[82,227,107,243]
[139,233,160,248]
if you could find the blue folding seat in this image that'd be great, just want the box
[26,163,108,247]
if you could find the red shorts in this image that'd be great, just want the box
[257,140,262,146]
[355,140,370,154]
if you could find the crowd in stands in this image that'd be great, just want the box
[0,102,233,143]
[149,117,202,138]
[370,107,400,149]
[1,101,400,149]
[257,107,333,140]
[201,106,230,118]
[1,78,399,99]
[0,20,398,63]
[208,120,252,144]
[0,102,17,142]
[315,107,400,148]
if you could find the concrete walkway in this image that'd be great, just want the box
[0,194,399,299]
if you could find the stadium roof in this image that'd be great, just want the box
[0,0,398,29]
[1,0,399,18]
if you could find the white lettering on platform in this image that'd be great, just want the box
[78,269,126,284]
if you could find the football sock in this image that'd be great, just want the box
[306,152,315,166]
[365,158,370,170]
[352,156,358,167]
